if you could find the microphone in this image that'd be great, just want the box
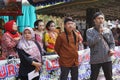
[99,24,104,34]
[100,24,104,28]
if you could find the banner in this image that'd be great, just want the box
[0,59,20,80]
[0,47,120,80]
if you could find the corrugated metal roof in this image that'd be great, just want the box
[27,0,73,6]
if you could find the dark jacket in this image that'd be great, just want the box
[17,41,42,77]
[17,48,35,76]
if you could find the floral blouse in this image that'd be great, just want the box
[44,32,58,53]
[1,33,19,58]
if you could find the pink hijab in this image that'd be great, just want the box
[17,27,41,62]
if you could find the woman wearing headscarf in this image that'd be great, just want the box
[1,20,21,59]
[17,27,42,80]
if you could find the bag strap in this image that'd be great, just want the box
[94,27,109,47]
[34,41,43,62]
[101,35,109,47]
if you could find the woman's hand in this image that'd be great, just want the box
[14,37,20,41]
[32,61,42,72]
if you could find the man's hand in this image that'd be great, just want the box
[99,27,104,34]
[108,49,115,56]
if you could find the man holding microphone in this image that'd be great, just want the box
[86,12,115,80]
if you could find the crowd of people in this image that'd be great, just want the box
[0,12,119,80]
[0,17,83,80]
[111,27,120,46]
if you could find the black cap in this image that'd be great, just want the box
[93,12,104,19]
[64,17,73,24]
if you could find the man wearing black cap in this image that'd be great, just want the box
[55,17,80,80]
[86,12,115,80]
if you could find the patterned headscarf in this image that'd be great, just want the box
[17,27,41,62]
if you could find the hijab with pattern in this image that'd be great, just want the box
[17,27,41,62]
